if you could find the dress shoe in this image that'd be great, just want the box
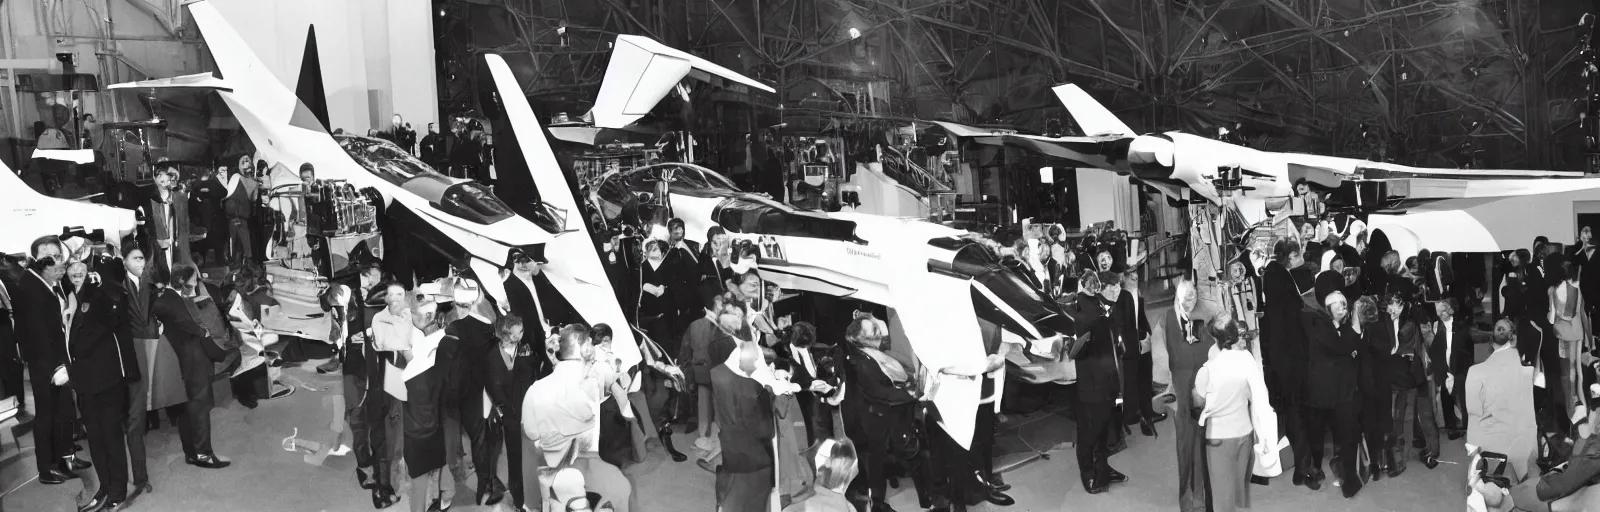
[984,490,1015,506]
[1104,467,1129,484]
[101,498,124,512]
[1145,411,1169,424]
[186,453,232,469]
[1293,471,1305,486]
[657,426,687,462]
[1250,475,1271,486]
[371,485,400,509]
[39,468,76,484]
[1082,478,1106,494]
[65,457,92,470]
[477,480,504,506]
[1341,482,1362,499]
[1302,472,1322,491]
[1139,418,1157,437]
[78,492,107,512]
[986,472,1011,492]
[1422,451,1440,469]
[357,467,377,490]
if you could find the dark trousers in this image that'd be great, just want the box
[1440,379,1466,430]
[1121,353,1155,421]
[933,403,997,506]
[1391,385,1439,469]
[81,383,131,500]
[1074,398,1116,485]
[176,376,214,459]
[501,412,526,507]
[1303,399,1362,494]
[470,411,525,507]
[343,368,376,470]
[1359,387,1391,468]
[0,325,21,409]
[227,218,253,263]
[844,402,923,505]
[124,363,150,486]
[28,369,75,473]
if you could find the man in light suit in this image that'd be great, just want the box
[1467,319,1539,482]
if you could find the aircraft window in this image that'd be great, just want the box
[439,182,515,224]
[336,134,438,187]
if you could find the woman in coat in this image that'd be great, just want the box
[1194,315,1278,512]
[402,297,457,512]
[1166,279,1215,512]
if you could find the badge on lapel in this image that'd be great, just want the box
[80,303,90,314]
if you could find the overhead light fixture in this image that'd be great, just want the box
[848,28,861,39]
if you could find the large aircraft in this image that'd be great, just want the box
[108,1,646,366]
[940,84,1600,254]
[0,157,137,257]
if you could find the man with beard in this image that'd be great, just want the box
[67,250,140,511]
[1261,239,1312,488]
[1070,271,1131,494]
[14,236,92,484]
[420,123,446,171]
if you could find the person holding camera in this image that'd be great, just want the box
[66,245,141,512]
[14,236,92,484]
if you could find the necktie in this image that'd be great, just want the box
[53,285,66,303]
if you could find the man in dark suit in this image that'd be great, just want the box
[13,236,90,483]
[190,165,228,266]
[1261,239,1311,487]
[1070,271,1129,494]
[68,262,140,511]
[484,313,541,509]
[150,264,229,469]
[117,242,158,498]
[502,246,578,379]
[420,123,446,170]
[711,340,775,512]
[0,274,22,417]
[1115,266,1163,436]
[1430,298,1476,441]
[1301,290,1365,498]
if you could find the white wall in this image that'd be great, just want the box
[1075,167,1139,230]
[210,0,437,135]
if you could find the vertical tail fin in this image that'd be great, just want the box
[1052,84,1132,137]
[291,26,331,133]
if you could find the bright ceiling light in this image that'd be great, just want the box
[848,28,861,39]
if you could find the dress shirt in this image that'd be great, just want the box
[523,359,614,464]
[1194,348,1273,440]
[1392,319,1402,355]
[1441,320,1454,369]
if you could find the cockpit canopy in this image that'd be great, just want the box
[335,134,523,227]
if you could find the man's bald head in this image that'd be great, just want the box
[738,339,764,375]
[556,324,592,361]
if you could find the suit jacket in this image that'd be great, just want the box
[151,288,224,391]
[1428,317,1475,386]
[711,364,775,473]
[1303,306,1364,409]
[502,273,568,378]
[121,266,159,339]
[420,132,446,165]
[67,282,139,394]
[13,270,69,375]
[1466,347,1539,481]
[1070,292,1121,402]
[1379,316,1426,389]
[484,342,540,419]
[142,187,194,271]
[1115,290,1151,357]
[1261,261,1309,377]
